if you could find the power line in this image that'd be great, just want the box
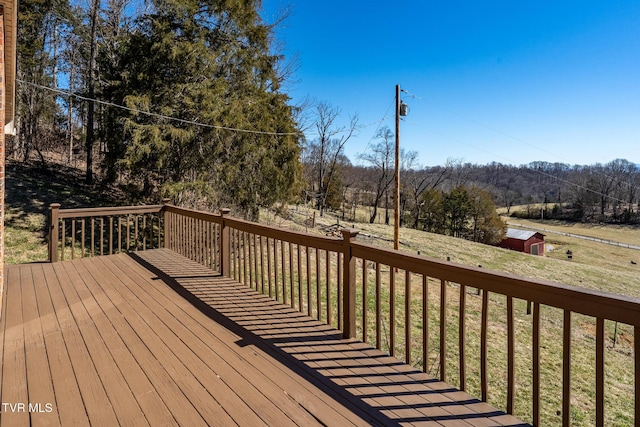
[354,97,395,165]
[304,112,393,140]
[302,102,395,169]
[17,79,299,136]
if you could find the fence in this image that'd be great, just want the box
[49,202,640,426]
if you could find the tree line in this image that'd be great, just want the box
[302,120,640,229]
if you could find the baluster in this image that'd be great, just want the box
[533,302,541,426]
[281,240,286,303]
[405,270,411,365]
[563,310,572,427]
[325,250,330,325]
[459,284,467,390]
[260,236,266,294]
[118,216,122,253]
[337,252,342,331]
[305,245,311,316]
[71,218,76,260]
[440,279,446,382]
[390,267,395,357]
[61,220,66,261]
[375,262,381,350]
[315,247,321,320]
[362,259,368,343]
[481,290,489,401]
[596,317,605,427]
[91,217,95,257]
[422,275,429,373]
[289,242,294,308]
[81,219,85,257]
[507,296,515,413]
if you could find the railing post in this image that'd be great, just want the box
[49,203,61,262]
[220,208,231,277]
[161,198,171,249]
[341,228,359,339]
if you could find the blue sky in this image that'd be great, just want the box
[261,1,639,167]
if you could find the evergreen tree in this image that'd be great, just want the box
[417,188,444,233]
[444,186,470,238]
[467,185,506,244]
[104,0,301,217]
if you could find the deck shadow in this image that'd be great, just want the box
[130,249,530,427]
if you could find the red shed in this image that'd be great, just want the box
[499,228,545,255]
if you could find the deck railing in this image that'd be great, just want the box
[48,203,165,262]
[49,203,640,426]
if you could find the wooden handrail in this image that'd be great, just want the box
[225,216,344,253]
[48,202,640,424]
[57,204,164,218]
[351,240,640,326]
[49,203,165,262]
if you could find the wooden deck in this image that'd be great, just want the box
[1,249,527,426]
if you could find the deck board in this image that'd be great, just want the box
[102,253,372,426]
[75,259,208,427]
[62,259,176,427]
[97,255,322,427]
[36,263,89,426]
[75,258,238,427]
[20,264,59,427]
[1,265,30,426]
[47,262,121,427]
[1,249,528,426]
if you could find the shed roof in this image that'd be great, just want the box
[505,228,543,241]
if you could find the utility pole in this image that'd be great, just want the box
[394,85,401,251]
[394,85,409,251]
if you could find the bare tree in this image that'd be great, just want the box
[359,127,395,224]
[306,101,358,216]
[84,0,100,184]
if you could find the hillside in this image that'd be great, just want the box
[4,159,122,264]
[7,157,639,299]
[274,206,640,299]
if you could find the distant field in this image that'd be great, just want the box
[278,205,640,299]
[507,217,640,247]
